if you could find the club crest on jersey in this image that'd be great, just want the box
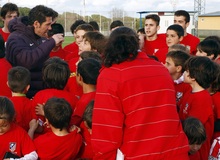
[9,142,16,152]
[176,92,183,102]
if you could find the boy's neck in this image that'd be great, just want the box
[51,126,69,136]
[2,27,10,33]
[190,82,205,93]
[12,92,26,97]
[172,72,182,81]
[146,34,158,41]
[82,83,96,94]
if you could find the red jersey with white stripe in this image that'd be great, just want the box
[209,137,220,159]
[92,51,189,160]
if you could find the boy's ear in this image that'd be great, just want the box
[6,81,9,87]
[179,36,184,42]
[185,22,189,28]
[176,66,182,73]
[209,54,215,60]
[25,85,30,92]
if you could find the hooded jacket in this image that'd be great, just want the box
[6,16,55,98]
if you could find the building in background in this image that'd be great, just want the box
[198,11,220,37]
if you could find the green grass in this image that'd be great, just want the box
[62,36,75,47]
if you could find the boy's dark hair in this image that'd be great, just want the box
[185,56,218,89]
[110,20,124,30]
[137,28,145,34]
[89,21,99,31]
[28,5,57,25]
[197,39,220,59]
[103,26,139,67]
[43,57,70,89]
[182,117,206,145]
[0,3,19,18]
[145,14,160,26]
[83,100,94,129]
[204,36,220,45]
[77,58,101,85]
[75,24,94,33]
[166,50,191,73]
[8,66,31,93]
[47,23,64,37]
[0,96,15,122]
[70,19,86,34]
[167,24,184,38]
[80,51,102,64]
[174,10,190,23]
[44,97,72,131]
[0,34,5,58]
[83,31,107,54]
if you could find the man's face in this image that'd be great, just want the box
[34,17,53,38]
[166,30,182,47]
[144,19,159,38]
[3,11,18,28]
[174,16,189,31]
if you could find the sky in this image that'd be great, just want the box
[1,0,219,18]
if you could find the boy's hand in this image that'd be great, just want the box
[69,125,81,133]
[35,103,45,116]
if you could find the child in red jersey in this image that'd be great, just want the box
[63,20,86,60]
[7,66,32,131]
[155,24,184,63]
[164,50,191,109]
[196,39,220,61]
[47,23,68,59]
[73,58,101,126]
[182,117,206,160]
[0,96,37,159]
[0,3,19,42]
[31,57,78,135]
[29,97,82,160]
[179,56,218,160]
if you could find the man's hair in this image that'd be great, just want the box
[0,3,19,18]
[110,20,124,30]
[169,44,190,54]
[197,39,220,60]
[174,10,190,23]
[80,51,102,64]
[103,26,139,67]
[167,24,184,38]
[7,66,31,93]
[75,24,94,33]
[0,34,5,58]
[166,50,191,73]
[182,117,206,145]
[44,97,72,131]
[83,100,94,129]
[77,58,101,85]
[89,21,99,31]
[47,23,64,37]
[28,5,57,25]
[145,14,160,26]
[0,96,15,122]
[83,31,107,54]
[70,19,86,34]
[185,56,218,89]
[43,57,70,89]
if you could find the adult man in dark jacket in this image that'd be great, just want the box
[6,5,64,98]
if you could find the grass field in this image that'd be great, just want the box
[62,36,74,47]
